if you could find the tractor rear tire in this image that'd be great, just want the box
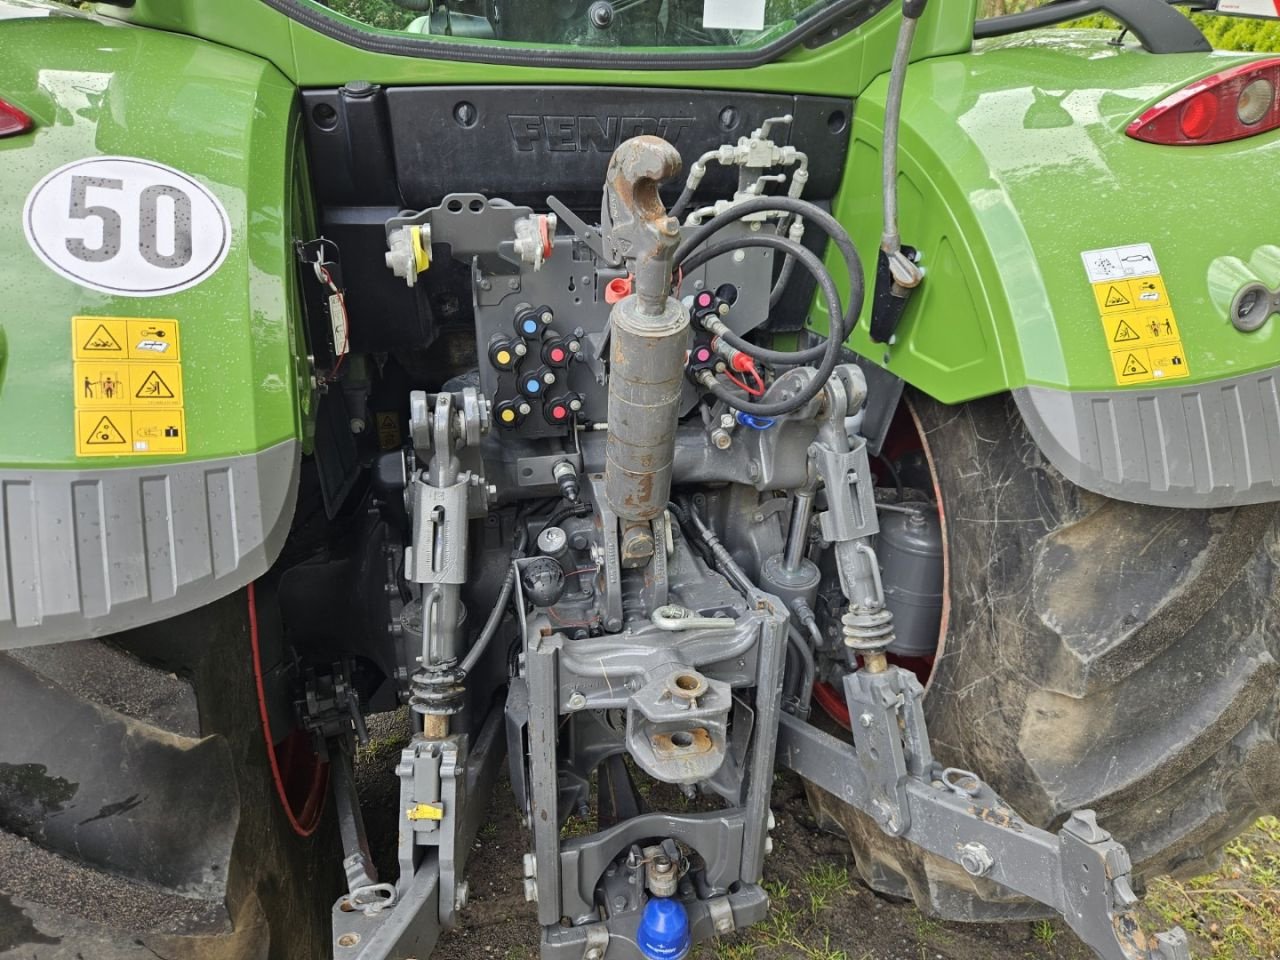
[0,590,338,960]
[807,390,1280,920]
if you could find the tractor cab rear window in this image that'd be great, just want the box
[310,0,865,53]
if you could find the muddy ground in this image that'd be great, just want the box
[358,710,1105,960]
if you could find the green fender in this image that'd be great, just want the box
[833,31,1280,506]
[0,6,307,646]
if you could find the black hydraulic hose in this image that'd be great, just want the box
[681,234,842,365]
[786,623,816,719]
[539,498,592,534]
[682,237,847,417]
[674,499,815,718]
[669,180,698,223]
[673,196,862,312]
[460,527,529,675]
[768,252,797,309]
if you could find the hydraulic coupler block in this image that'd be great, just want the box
[601,136,690,527]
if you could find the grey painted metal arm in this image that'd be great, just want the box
[775,668,1191,960]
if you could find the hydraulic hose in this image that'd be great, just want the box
[673,195,862,311]
[786,623,816,719]
[681,234,842,365]
[459,527,529,675]
[683,236,846,416]
[673,195,864,374]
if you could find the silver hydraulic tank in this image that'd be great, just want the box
[879,507,943,657]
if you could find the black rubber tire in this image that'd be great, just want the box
[0,590,339,960]
[808,390,1280,921]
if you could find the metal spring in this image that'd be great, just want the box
[409,661,466,716]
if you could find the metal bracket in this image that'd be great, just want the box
[810,437,878,544]
[776,667,1191,960]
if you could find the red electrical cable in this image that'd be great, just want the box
[723,369,764,397]
[248,582,326,837]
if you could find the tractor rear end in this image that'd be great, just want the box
[0,2,1277,960]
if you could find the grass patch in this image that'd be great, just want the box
[1139,817,1280,960]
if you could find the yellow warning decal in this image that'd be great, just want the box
[74,317,127,360]
[1087,274,1189,385]
[375,411,400,451]
[1109,345,1190,384]
[73,316,187,456]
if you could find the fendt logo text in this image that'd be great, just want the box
[508,115,694,152]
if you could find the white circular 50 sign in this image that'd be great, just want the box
[23,156,231,297]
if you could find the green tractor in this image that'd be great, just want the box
[2,0,1278,958]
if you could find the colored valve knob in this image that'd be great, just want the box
[514,304,555,338]
[488,336,527,370]
[541,337,580,368]
[518,366,557,398]
[543,393,582,425]
[495,399,532,428]
[687,339,725,375]
[690,283,739,325]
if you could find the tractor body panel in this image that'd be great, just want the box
[0,8,305,646]
[833,32,1280,504]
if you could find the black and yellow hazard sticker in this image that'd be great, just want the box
[73,316,187,456]
[1080,245,1189,386]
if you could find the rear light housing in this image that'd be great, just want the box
[1127,58,1280,145]
[0,98,33,137]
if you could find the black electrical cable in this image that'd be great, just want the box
[682,234,841,365]
[680,236,845,416]
[874,452,905,502]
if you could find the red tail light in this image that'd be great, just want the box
[1127,58,1280,145]
[0,98,32,137]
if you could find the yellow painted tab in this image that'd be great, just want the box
[126,318,181,361]
[129,409,188,454]
[73,316,128,360]
[411,225,430,273]
[406,803,444,822]
[376,411,400,451]
[131,364,183,406]
[75,362,133,407]
[76,411,132,456]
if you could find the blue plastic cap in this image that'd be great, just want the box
[525,378,541,393]
[636,897,691,960]
[736,411,776,431]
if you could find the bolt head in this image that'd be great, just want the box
[567,691,587,710]
[715,917,734,934]
[959,842,994,877]
[586,950,603,960]
[858,713,874,728]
